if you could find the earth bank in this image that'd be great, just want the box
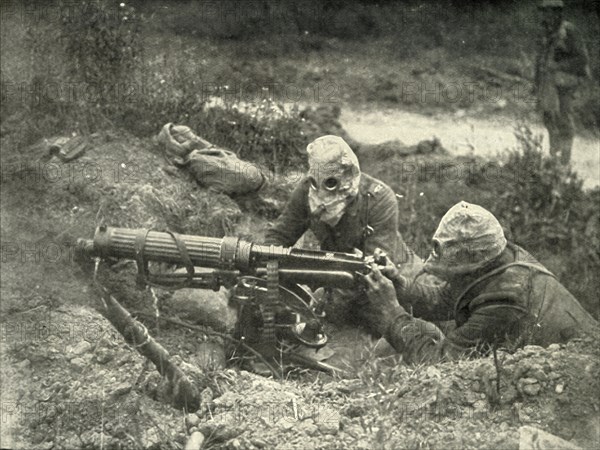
[1,109,598,449]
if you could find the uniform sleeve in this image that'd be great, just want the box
[393,274,454,321]
[385,295,529,365]
[534,35,547,93]
[264,180,310,247]
[556,24,590,76]
[363,185,402,261]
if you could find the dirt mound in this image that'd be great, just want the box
[3,300,597,449]
[1,121,598,449]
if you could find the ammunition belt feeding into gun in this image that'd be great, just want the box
[77,226,371,355]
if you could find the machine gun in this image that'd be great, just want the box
[77,226,378,371]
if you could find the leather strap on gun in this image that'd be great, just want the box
[77,226,370,291]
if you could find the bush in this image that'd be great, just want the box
[484,126,586,248]
[359,125,598,318]
[190,102,309,170]
[61,1,141,85]
[469,127,598,318]
[60,0,142,121]
[486,127,599,317]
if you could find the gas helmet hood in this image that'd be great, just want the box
[424,201,507,278]
[306,135,361,226]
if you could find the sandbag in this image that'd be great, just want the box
[157,123,211,158]
[157,123,266,195]
[186,148,265,195]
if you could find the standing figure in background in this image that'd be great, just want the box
[535,0,590,165]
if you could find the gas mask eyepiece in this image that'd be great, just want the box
[306,136,361,227]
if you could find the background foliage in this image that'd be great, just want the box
[1,0,598,317]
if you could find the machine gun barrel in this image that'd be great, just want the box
[77,226,368,288]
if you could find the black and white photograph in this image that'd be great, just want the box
[1,1,599,448]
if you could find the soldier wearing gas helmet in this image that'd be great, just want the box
[535,0,590,165]
[265,135,424,327]
[360,202,598,365]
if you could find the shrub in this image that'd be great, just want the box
[359,125,598,318]
[489,127,599,317]
[190,101,308,170]
[487,126,586,249]
[468,126,599,317]
[61,1,140,84]
[60,0,142,119]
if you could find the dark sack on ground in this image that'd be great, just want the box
[157,123,265,195]
[186,148,265,195]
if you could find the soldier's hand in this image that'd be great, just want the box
[358,264,406,335]
[351,248,364,258]
[369,247,400,280]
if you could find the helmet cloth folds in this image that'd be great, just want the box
[306,135,361,226]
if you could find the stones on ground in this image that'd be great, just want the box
[276,417,295,431]
[518,378,541,396]
[526,364,548,382]
[110,382,131,397]
[184,431,205,450]
[226,438,242,450]
[94,349,114,364]
[69,341,92,356]
[522,345,544,355]
[522,383,541,396]
[170,287,236,331]
[200,386,214,404]
[425,366,442,379]
[197,424,241,443]
[115,354,132,366]
[336,379,362,394]
[519,425,581,450]
[297,418,318,436]
[186,413,200,428]
[70,357,86,372]
[16,359,31,369]
[317,407,340,435]
[548,372,561,380]
[50,381,64,393]
[250,438,269,448]
[555,383,565,394]
[141,428,161,449]
[500,384,519,404]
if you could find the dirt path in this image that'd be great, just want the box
[341,108,600,189]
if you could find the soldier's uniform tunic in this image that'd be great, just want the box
[265,173,419,268]
[535,20,590,164]
[265,173,423,327]
[384,243,598,364]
